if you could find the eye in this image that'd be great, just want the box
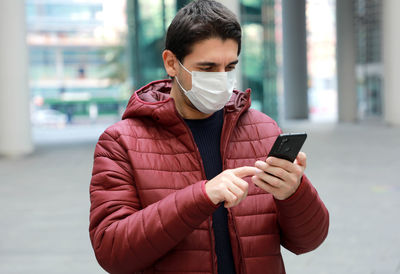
[199,67,213,71]
[226,66,236,71]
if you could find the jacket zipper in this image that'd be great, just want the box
[228,209,246,274]
[174,109,217,274]
[208,216,217,274]
[221,106,249,274]
[173,100,250,274]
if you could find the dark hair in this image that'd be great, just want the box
[165,0,242,62]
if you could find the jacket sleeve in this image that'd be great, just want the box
[274,175,329,254]
[89,129,218,273]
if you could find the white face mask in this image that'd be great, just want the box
[175,61,236,114]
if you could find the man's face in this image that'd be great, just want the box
[174,37,238,115]
[177,38,239,86]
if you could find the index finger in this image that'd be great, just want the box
[266,156,296,173]
[232,166,260,178]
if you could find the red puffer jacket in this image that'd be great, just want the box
[89,80,329,274]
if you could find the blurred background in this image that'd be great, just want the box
[0,0,399,273]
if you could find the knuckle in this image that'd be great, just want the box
[276,169,285,178]
[222,170,231,176]
[268,178,277,186]
[221,176,230,184]
[217,184,226,193]
[294,167,303,176]
[273,178,280,186]
[275,176,283,184]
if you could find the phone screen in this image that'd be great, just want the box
[268,133,307,162]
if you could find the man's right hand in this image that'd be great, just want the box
[205,166,260,208]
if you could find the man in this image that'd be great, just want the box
[89,1,329,273]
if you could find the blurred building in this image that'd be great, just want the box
[27,0,128,121]
[337,0,400,126]
[279,0,399,126]
[126,0,278,119]
[307,0,337,122]
[0,0,399,157]
[354,0,382,120]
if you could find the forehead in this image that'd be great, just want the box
[183,38,239,64]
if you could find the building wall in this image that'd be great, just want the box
[127,0,279,120]
[27,0,128,121]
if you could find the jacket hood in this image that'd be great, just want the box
[122,79,252,123]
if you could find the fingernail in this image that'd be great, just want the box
[255,161,266,169]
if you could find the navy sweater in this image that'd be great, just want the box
[185,110,236,274]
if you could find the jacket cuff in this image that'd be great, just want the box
[274,175,314,216]
[201,181,220,209]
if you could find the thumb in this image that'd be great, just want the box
[232,166,260,178]
[295,151,307,168]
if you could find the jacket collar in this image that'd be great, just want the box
[122,79,252,126]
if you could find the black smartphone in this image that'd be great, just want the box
[268,133,307,162]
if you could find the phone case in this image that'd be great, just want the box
[268,133,307,162]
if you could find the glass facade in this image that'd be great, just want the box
[27,0,386,126]
[354,0,382,118]
[126,0,179,89]
[28,0,278,124]
[27,0,128,123]
[240,0,278,119]
[127,0,278,120]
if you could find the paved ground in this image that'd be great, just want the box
[281,121,400,274]
[0,121,399,274]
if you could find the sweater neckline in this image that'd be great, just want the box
[184,109,224,128]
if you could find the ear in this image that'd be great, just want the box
[162,50,178,77]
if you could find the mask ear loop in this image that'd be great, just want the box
[178,60,193,75]
[175,60,192,94]
[175,74,188,93]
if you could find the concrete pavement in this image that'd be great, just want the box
[281,121,400,274]
[0,121,399,274]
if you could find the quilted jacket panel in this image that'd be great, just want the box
[89,79,329,274]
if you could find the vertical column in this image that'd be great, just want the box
[262,0,278,120]
[0,0,33,157]
[383,0,400,126]
[281,0,308,120]
[216,0,242,91]
[336,0,357,123]
[126,0,142,89]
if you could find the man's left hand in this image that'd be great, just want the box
[252,152,307,200]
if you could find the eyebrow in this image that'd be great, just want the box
[195,60,239,67]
